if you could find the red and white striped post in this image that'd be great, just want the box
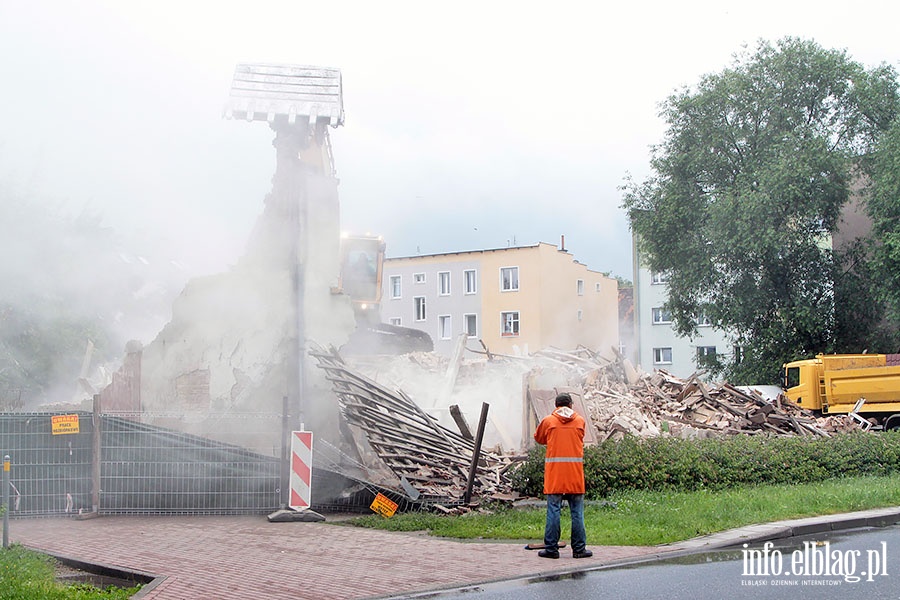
[289,431,313,510]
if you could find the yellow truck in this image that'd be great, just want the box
[783,354,900,430]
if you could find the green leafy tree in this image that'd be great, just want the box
[0,195,118,404]
[0,185,185,406]
[622,38,899,384]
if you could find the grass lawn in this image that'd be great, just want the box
[0,544,141,600]
[340,474,900,546]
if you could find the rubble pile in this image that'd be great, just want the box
[310,344,515,506]
[307,343,864,508]
[555,351,862,440]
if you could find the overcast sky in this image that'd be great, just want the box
[2,0,899,282]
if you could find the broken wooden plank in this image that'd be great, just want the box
[449,404,474,440]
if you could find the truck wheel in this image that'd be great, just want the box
[884,416,900,431]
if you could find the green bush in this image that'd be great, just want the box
[509,432,900,500]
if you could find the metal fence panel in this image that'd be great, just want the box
[99,414,281,515]
[0,413,93,516]
[1,410,403,516]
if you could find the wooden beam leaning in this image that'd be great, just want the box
[308,344,512,504]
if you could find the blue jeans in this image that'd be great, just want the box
[543,493,587,553]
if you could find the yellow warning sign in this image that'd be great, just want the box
[51,414,80,435]
[370,492,398,518]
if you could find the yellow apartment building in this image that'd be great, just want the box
[381,241,619,358]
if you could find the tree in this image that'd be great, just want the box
[0,186,186,406]
[622,38,899,384]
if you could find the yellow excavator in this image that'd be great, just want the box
[337,234,433,354]
[226,64,431,356]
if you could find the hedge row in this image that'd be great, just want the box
[508,432,900,499]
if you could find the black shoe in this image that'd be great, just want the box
[538,549,560,559]
[573,549,593,559]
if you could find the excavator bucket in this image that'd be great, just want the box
[224,63,343,126]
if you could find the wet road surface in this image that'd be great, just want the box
[428,525,900,600]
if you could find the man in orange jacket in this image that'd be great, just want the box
[533,392,592,559]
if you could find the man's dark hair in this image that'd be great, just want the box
[555,393,573,407]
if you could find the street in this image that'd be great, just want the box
[431,525,900,600]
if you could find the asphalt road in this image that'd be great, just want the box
[429,525,900,600]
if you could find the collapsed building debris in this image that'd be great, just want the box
[304,343,864,510]
[586,370,835,439]
[310,344,516,507]
[526,347,861,440]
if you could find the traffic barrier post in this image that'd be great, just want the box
[3,454,10,548]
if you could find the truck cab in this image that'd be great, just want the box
[784,354,900,429]
[783,358,823,412]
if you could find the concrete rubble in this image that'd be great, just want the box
[532,347,861,440]
[340,348,859,452]
[312,344,863,508]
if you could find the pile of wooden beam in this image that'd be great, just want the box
[310,342,863,508]
[524,346,863,438]
[559,353,861,440]
[309,345,515,505]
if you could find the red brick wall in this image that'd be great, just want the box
[98,346,142,413]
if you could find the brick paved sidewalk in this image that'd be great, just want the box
[9,515,674,599]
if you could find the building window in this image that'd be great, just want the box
[577,309,583,322]
[414,273,425,284]
[389,275,401,299]
[651,271,669,285]
[696,312,711,326]
[438,271,451,296]
[595,282,602,292]
[697,346,717,369]
[697,346,716,361]
[501,311,519,336]
[464,314,477,337]
[500,267,519,292]
[464,269,477,294]
[576,279,584,296]
[389,317,401,326]
[439,315,451,340]
[652,307,672,324]
[653,347,673,364]
[414,296,426,321]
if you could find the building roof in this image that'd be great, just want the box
[384,242,546,262]
[385,241,614,276]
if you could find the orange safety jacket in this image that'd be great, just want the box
[533,406,586,495]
